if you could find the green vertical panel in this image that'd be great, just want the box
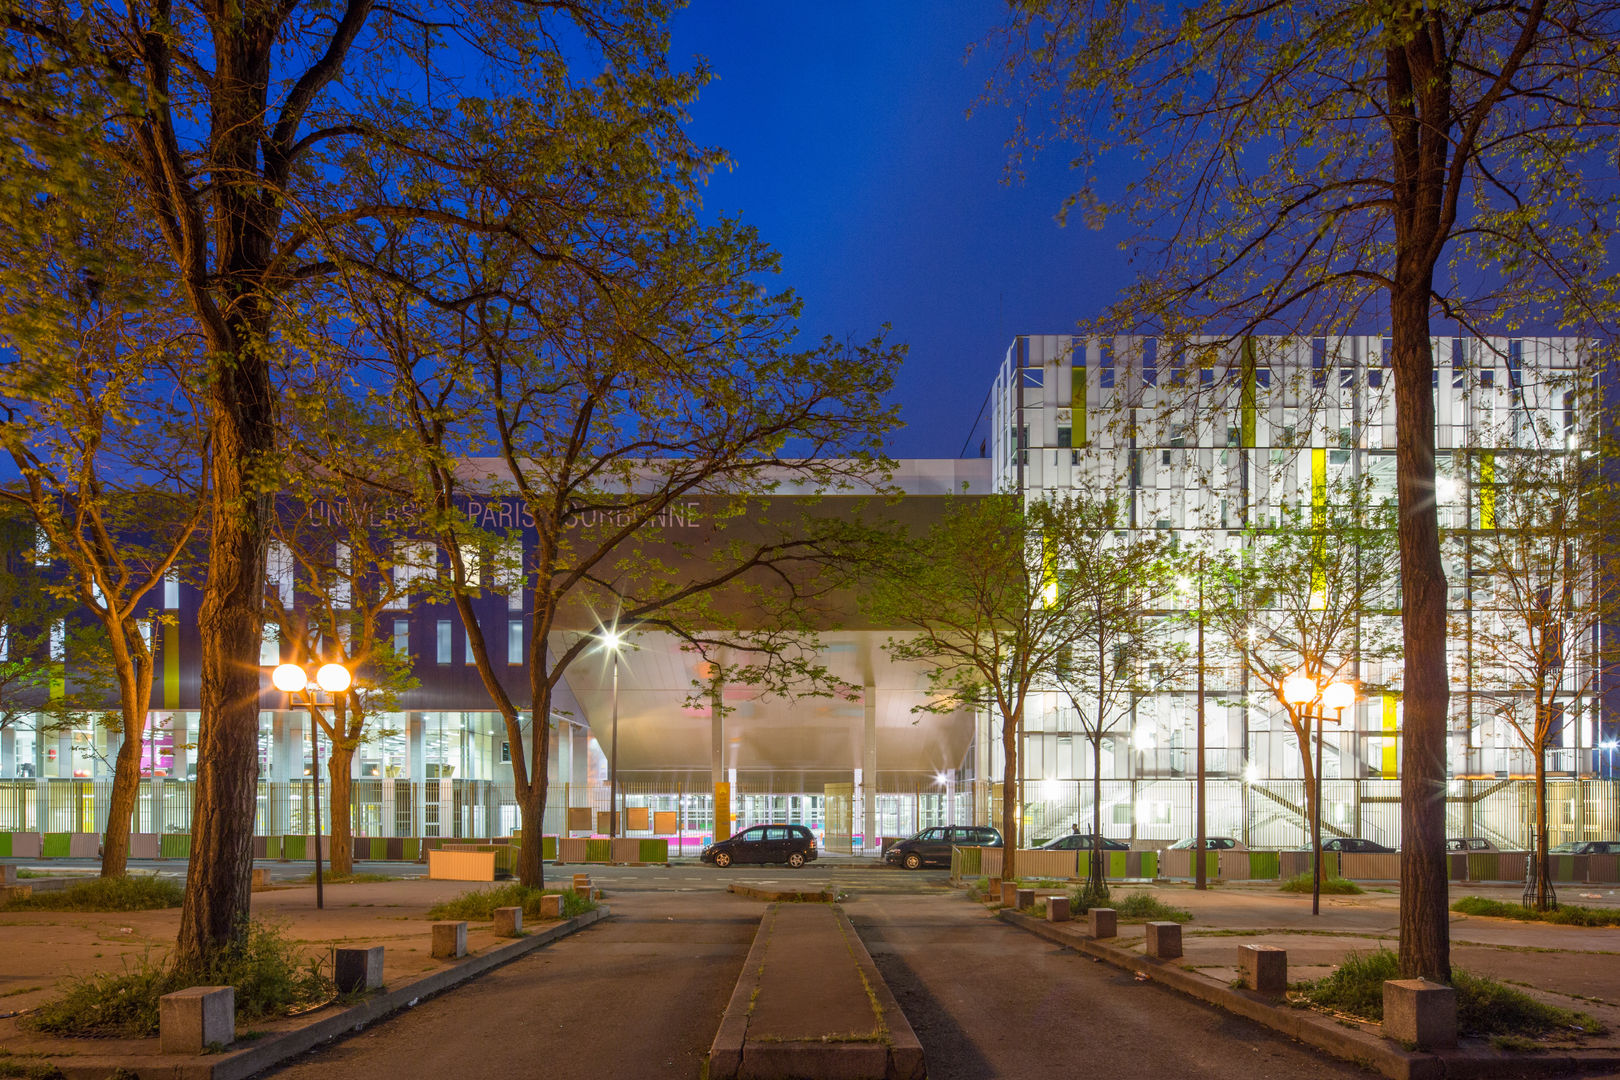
[639,838,668,862]
[1076,851,1090,880]
[403,838,420,861]
[1071,353,1087,446]
[42,833,70,857]
[1553,855,1575,881]
[163,623,180,709]
[1250,851,1280,879]
[369,837,386,860]
[1108,851,1127,878]
[0,833,11,857]
[1241,337,1257,447]
[543,835,558,861]
[263,835,281,860]
[283,835,306,860]
[585,838,611,863]
[159,834,190,858]
[1205,851,1219,880]
[1140,851,1156,878]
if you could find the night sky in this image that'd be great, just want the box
[669,2,1137,460]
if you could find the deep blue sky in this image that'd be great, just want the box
[669,3,1135,460]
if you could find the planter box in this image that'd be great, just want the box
[427,849,496,881]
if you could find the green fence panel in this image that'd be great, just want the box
[402,838,421,861]
[639,838,668,862]
[584,838,612,863]
[1468,853,1497,880]
[368,838,387,860]
[1139,851,1157,879]
[41,833,70,858]
[262,835,282,860]
[0,833,11,857]
[1248,851,1280,879]
[1552,854,1575,881]
[1107,851,1127,878]
[282,835,306,860]
[543,835,557,861]
[159,834,191,858]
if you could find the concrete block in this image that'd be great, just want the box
[999,881,1019,908]
[1015,887,1035,909]
[493,906,523,937]
[1383,978,1457,1050]
[0,864,15,885]
[250,868,269,889]
[1,884,31,902]
[431,921,467,960]
[571,873,592,892]
[333,946,384,993]
[986,876,1002,897]
[1144,921,1182,959]
[538,893,563,918]
[159,986,234,1054]
[1046,895,1071,922]
[1240,944,1287,995]
[1089,907,1117,939]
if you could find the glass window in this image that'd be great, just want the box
[393,620,409,659]
[436,620,451,665]
[765,827,789,841]
[508,620,523,665]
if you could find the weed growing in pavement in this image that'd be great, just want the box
[1296,948,1606,1039]
[1451,896,1620,928]
[1066,883,1111,913]
[426,884,595,921]
[2,876,182,912]
[1277,872,1362,895]
[1110,892,1192,923]
[0,1048,66,1079]
[23,922,333,1038]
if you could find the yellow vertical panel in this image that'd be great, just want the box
[1480,453,1495,529]
[1381,694,1399,779]
[1072,355,1087,447]
[164,623,180,710]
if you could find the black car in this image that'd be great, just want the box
[884,825,1003,870]
[1315,837,1394,854]
[1549,840,1620,855]
[702,824,819,868]
[1037,833,1128,852]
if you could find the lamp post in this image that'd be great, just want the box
[598,628,624,839]
[272,661,352,910]
[1283,671,1354,916]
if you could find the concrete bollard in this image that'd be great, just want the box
[1089,907,1117,939]
[986,876,1002,899]
[571,873,592,892]
[1240,944,1288,995]
[1,884,31,903]
[1144,921,1183,959]
[159,986,234,1054]
[333,946,384,993]
[431,921,468,960]
[0,864,15,885]
[1045,895,1071,922]
[538,893,563,918]
[493,906,523,937]
[1383,979,1457,1050]
[1000,881,1019,908]
[250,868,270,889]
[1015,887,1035,909]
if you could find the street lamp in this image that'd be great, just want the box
[597,628,625,839]
[272,660,352,910]
[1282,672,1354,916]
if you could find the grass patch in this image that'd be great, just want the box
[1065,883,1112,913]
[2,875,182,912]
[1296,948,1605,1039]
[15,869,45,880]
[1111,892,1193,923]
[22,922,333,1038]
[295,872,396,884]
[1451,896,1620,928]
[0,1049,65,1079]
[425,883,595,921]
[1278,872,1363,895]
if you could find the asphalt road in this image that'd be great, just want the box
[254,871,1369,1080]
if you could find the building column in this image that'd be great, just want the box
[34,722,50,831]
[407,713,426,837]
[710,677,728,839]
[862,684,877,855]
[0,723,13,775]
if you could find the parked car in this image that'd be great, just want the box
[1036,832,1129,852]
[1311,837,1394,854]
[884,825,1003,870]
[701,824,818,868]
[1548,840,1620,855]
[1446,837,1498,852]
[1167,836,1246,851]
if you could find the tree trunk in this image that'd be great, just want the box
[1531,749,1554,910]
[328,743,355,878]
[100,708,145,878]
[1390,285,1452,982]
[1088,733,1107,899]
[1000,707,1019,883]
[516,777,547,887]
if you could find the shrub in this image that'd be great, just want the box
[1066,883,1111,913]
[2,875,182,912]
[23,922,333,1038]
[426,884,595,921]
[1451,896,1620,928]
[1297,948,1605,1038]
[1278,872,1362,895]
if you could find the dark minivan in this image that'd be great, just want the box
[884,825,1003,870]
[702,824,819,868]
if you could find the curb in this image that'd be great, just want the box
[997,910,1620,1080]
[46,906,611,1080]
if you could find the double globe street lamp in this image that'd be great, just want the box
[1281,672,1356,916]
[272,661,352,910]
